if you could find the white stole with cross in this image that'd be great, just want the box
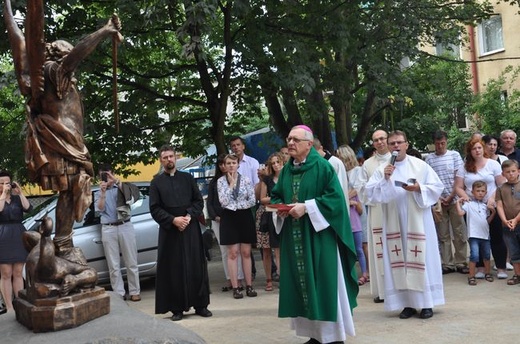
[385,189,426,292]
[359,153,391,285]
[366,156,444,292]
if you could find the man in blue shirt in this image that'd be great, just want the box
[95,163,141,302]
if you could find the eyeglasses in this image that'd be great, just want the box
[373,136,387,143]
[388,140,407,146]
[286,137,310,144]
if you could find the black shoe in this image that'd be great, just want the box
[233,288,243,299]
[303,339,321,344]
[171,312,183,321]
[442,267,456,275]
[373,296,384,303]
[195,307,213,317]
[456,266,469,274]
[399,307,417,319]
[246,285,257,297]
[420,308,433,319]
[272,272,280,282]
[0,305,6,315]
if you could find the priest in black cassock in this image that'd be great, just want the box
[149,144,212,321]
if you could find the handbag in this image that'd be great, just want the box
[259,211,274,233]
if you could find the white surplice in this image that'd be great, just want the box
[365,156,445,312]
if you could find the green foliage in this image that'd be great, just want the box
[0,0,513,179]
[0,56,27,181]
[391,55,475,151]
[446,126,472,156]
[471,65,520,137]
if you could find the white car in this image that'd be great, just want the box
[23,182,158,284]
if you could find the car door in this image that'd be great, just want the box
[71,200,109,282]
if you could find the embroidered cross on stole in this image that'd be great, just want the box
[386,192,426,292]
[290,172,309,309]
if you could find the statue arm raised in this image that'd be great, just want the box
[61,14,123,75]
[3,0,31,96]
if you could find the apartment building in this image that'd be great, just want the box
[465,2,520,95]
[431,1,520,94]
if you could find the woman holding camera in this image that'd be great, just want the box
[0,171,32,313]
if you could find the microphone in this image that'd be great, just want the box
[390,151,398,166]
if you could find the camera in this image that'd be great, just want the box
[11,183,16,188]
[101,172,108,182]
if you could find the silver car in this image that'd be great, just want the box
[23,182,158,284]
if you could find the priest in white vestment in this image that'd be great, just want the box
[354,129,391,303]
[365,130,445,319]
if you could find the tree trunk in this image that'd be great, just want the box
[305,86,332,151]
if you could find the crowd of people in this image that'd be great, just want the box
[201,126,520,343]
[2,126,520,344]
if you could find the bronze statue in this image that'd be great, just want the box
[3,0,122,287]
[23,216,97,298]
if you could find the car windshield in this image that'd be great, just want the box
[23,194,58,221]
[23,183,151,230]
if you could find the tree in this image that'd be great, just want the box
[385,55,475,151]
[1,0,262,175]
[0,55,26,180]
[235,0,497,152]
[471,65,520,137]
[1,0,514,178]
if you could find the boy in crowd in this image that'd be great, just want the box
[456,181,495,286]
[495,159,520,285]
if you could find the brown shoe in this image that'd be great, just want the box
[130,294,141,302]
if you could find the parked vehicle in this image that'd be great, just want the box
[23,182,158,284]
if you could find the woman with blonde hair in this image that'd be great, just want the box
[336,145,369,285]
[256,152,284,291]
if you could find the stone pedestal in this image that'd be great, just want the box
[13,286,110,333]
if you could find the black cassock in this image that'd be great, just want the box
[150,171,210,314]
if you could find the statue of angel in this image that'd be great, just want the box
[3,0,122,288]
[4,0,123,253]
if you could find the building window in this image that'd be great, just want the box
[478,15,504,55]
[435,42,461,58]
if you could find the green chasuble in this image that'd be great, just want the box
[271,147,358,322]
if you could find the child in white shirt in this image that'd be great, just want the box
[456,180,496,286]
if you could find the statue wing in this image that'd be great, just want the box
[25,0,46,100]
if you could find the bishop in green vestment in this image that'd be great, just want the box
[271,125,358,344]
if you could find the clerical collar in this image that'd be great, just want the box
[375,151,390,161]
[323,151,332,160]
[293,159,306,167]
[165,170,176,176]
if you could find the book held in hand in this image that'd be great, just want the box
[265,204,294,212]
